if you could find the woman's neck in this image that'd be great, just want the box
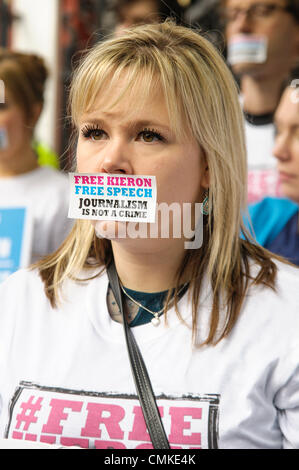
[111,240,187,292]
[0,145,39,177]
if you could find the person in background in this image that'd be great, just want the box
[248,84,299,265]
[113,0,186,35]
[0,22,298,449]
[0,50,73,278]
[221,0,299,203]
[0,47,60,170]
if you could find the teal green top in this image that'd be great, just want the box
[124,284,189,327]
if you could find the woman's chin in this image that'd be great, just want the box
[92,220,154,247]
[92,220,128,240]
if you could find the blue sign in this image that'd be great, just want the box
[0,207,32,283]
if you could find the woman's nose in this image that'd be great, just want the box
[100,140,133,174]
[273,133,291,162]
[228,11,254,36]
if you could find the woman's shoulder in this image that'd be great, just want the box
[0,268,44,297]
[274,259,299,291]
[36,166,68,187]
[0,268,47,328]
[0,267,107,329]
[0,265,107,298]
[31,168,70,212]
[233,260,299,359]
[248,259,299,312]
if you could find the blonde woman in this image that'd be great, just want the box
[0,22,298,450]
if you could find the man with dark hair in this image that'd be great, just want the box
[221,0,299,203]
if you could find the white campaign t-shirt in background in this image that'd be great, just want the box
[0,261,298,449]
[238,95,282,203]
[245,120,282,203]
[0,166,74,264]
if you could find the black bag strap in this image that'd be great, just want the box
[107,259,170,450]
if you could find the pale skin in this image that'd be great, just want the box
[224,0,299,114]
[76,79,209,292]
[0,90,41,177]
[273,87,299,203]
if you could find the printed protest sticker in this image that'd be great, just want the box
[68,173,157,223]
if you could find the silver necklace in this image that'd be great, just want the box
[119,282,187,327]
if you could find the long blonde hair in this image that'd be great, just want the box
[36,21,278,345]
[0,49,48,123]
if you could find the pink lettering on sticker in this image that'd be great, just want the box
[119,177,127,186]
[127,177,135,186]
[107,176,117,185]
[42,399,83,434]
[81,176,90,185]
[168,407,202,445]
[143,178,152,187]
[81,403,125,439]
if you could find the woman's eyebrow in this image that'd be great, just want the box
[79,117,105,126]
[79,116,172,133]
[128,120,172,133]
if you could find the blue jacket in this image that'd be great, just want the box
[247,197,299,265]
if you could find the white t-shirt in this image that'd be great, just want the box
[244,120,282,203]
[238,95,281,203]
[245,120,276,170]
[0,166,73,264]
[0,261,298,449]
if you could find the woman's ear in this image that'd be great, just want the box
[200,151,210,189]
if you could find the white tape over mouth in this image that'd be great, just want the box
[227,34,268,65]
[68,173,205,249]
